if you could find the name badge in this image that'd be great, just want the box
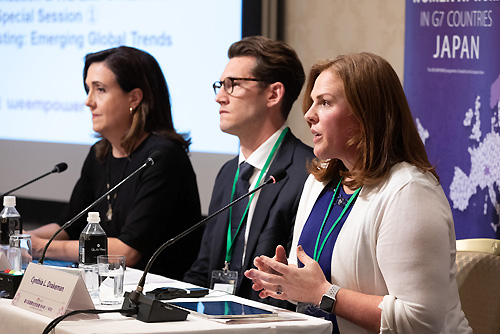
[211,269,238,294]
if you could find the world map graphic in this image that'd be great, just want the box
[418,74,500,233]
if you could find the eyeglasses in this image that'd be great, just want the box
[213,77,264,95]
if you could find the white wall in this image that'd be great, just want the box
[284,0,406,147]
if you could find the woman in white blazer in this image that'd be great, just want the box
[245,53,472,334]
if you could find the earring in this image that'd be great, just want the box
[129,107,133,114]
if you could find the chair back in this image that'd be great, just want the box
[455,238,500,334]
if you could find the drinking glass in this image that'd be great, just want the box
[8,234,32,272]
[97,255,125,305]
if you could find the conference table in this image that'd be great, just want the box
[0,267,332,334]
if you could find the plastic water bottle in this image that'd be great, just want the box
[79,212,107,298]
[0,196,22,257]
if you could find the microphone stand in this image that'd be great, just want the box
[0,163,67,197]
[121,170,286,323]
[38,158,155,265]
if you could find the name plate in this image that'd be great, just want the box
[11,262,97,319]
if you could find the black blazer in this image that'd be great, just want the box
[184,130,314,308]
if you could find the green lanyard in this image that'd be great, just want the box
[313,178,361,262]
[224,127,289,264]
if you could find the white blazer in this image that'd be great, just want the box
[289,162,472,334]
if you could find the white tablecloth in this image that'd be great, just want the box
[0,268,332,334]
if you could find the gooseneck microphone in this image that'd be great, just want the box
[0,162,68,197]
[38,152,161,265]
[121,168,287,323]
[51,162,69,174]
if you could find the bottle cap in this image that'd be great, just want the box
[3,196,16,207]
[87,212,100,222]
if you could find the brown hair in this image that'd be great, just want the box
[228,36,305,120]
[303,53,438,188]
[83,46,190,161]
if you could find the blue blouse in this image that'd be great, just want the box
[298,180,356,279]
[297,180,357,333]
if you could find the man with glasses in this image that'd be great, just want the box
[184,36,313,308]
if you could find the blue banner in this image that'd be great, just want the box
[404,0,500,239]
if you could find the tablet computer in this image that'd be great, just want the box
[169,300,277,319]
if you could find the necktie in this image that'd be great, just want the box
[229,161,254,271]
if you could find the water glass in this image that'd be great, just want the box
[81,264,99,298]
[97,255,125,305]
[8,234,32,272]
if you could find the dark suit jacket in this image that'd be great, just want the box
[184,130,314,308]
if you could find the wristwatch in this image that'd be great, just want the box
[319,284,341,313]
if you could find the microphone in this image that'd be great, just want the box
[38,152,161,265]
[0,162,68,197]
[121,168,287,323]
[51,162,68,174]
[146,151,161,166]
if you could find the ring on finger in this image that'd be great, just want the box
[276,285,283,295]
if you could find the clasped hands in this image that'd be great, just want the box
[244,245,332,305]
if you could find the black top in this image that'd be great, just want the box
[58,134,202,279]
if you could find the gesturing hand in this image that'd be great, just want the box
[254,244,288,274]
[245,245,331,305]
[249,245,287,293]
